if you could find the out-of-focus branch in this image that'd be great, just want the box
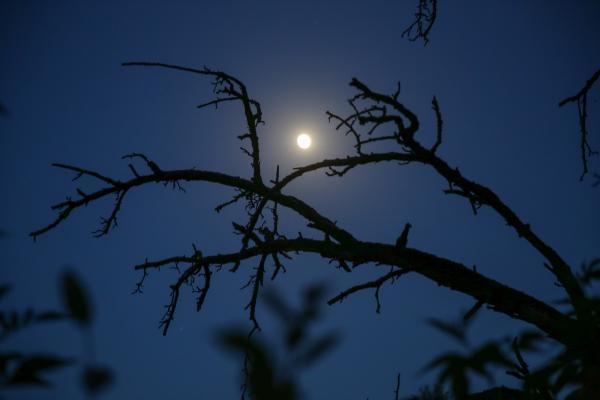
[559,68,600,180]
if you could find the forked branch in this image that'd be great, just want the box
[559,68,600,180]
[402,0,438,45]
[32,64,592,350]
[333,78,586,320]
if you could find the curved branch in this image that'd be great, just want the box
[31,165,356,245]
[137,237,578,344]
[342,81,587,320]
[278,152,419,189]
[33,151,424,244]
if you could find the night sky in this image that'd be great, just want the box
[1,1,599,399]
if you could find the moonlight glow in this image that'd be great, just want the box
[297,133,312,149]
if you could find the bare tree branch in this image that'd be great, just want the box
[430,96,443,153]
[327,269,410,313]
[559,68,600,180]
[402,0,438,45]
[122,62,264,185]
[31,164,356,245]
[132,237,578,344]
[335,78,587,321]
[33,66,596,358]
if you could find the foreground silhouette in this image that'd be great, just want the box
[0,271,113,397]
[31,61,599,399]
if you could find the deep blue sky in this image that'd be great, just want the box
[1,1,599,399]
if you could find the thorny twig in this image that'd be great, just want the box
[327,269,410,313]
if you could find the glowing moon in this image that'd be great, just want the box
[297,133,312,149]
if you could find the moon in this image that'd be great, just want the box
[297,133,312,150]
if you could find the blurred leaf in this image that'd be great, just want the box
[468,343,511,382]
[60,270,92,326]
[0,352,22,377]
[22,308,34,324]
[10,311,18,330]
[302,283,327,307]
[263,288,294,325]
[299,283,327,323]
[421,353,462,376]
[217,330,284,400]
[578,258,600,286]
[6,355,72,387]
[217,330,274,379]
[564,387,585,400]
[515,330,546,352]
[82,365,113,395]
[553,363,581,393]
[422,340,513,399]
[423,353,469,399]
[0,285,10,301]
[406,384,450,400]
[0,310,65,340]
[35,311,65,322]
[426,318,468,345]
[294,333,339,368]
[217,330,257,353]
[286,325,305,349]
[469,386,527,399]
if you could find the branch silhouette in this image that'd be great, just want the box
[32,62,600,397]
[402,0,438,45]
[559,68,600,180]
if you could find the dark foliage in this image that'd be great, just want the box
[218,284,339,400]
[0,271,113,396]
[61,270,93,327]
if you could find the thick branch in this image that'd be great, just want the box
[137,238,578,345]
[416,144,587,317]
[343,82,587,321]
